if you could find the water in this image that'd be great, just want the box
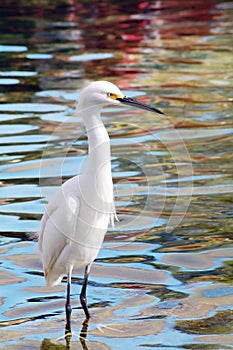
[0,1,233,349]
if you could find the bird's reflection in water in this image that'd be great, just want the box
[40,319,89,350]
[65,319,89,350]
[78,319,89,350]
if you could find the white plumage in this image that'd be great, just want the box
[38,80,163,333]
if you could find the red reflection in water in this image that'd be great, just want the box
[0,0,223,87]
[59,0,220,85]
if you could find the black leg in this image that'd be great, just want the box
[80,265,91,319]
[65,272,72,335]
[79,318,89,350]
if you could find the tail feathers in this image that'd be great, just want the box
[44,268,64,287]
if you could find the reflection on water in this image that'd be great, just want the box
[0,0,233,349]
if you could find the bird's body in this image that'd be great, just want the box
[39,174,113,287]
[38,81,163,333]
[39,116,114,288]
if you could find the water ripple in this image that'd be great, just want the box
[0,1,232,349]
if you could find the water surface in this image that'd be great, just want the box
[0,1,233,349]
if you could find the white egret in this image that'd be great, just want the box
[38,81,163,333]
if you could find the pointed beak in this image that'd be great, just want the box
[116,96,164,115]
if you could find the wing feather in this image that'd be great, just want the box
[38,177,80,286]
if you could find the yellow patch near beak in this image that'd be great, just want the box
[108,92,124,100]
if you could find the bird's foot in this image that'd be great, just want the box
[56,330,79,342]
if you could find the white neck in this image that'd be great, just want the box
[76,102,115,220]
[78,104,112,189]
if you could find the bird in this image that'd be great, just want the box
[38,80,164,334]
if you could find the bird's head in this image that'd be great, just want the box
[77,80,164,115]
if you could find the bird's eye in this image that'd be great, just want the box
[107,92,117,100]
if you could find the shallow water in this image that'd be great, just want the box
[0,1,233,349]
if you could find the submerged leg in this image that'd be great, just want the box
[79,318,89,350]
[65,270,72,334]
[80,265,91,319]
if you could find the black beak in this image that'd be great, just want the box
[117,96,164,115]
